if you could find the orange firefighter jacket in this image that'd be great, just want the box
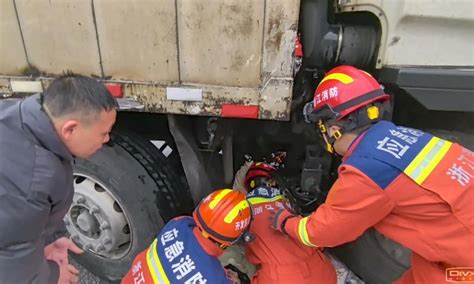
[246,187,337,284]
[284,121,474,283]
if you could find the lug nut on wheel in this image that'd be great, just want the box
[89,206,99,214]
[103,237,112,245]
[100,221,110,230]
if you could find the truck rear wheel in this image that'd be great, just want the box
[328,229,411,283]
[66,131,194,281]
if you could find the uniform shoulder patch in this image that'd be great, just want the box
[344,155,400,190]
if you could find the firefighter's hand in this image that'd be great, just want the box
[232,159,254,193]
[45,237,83,266]
[269,208,295,233]
[225,264,250,284]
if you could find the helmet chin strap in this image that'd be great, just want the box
[318,120,343,154]
[318,101,388,155]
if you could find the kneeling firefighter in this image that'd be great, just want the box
[271,65,474,283]
[122,189,253,284]
[237,161,338,284]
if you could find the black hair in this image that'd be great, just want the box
[42,72,118,120]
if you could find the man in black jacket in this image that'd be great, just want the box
[0,74,117,283]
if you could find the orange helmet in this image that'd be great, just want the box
[303,66,391,153]
[244,162,277,191]
[193,189,252,246]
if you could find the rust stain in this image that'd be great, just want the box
[389,36,401,47]
[185,2,205,30]
[230,53,245,71]
[0,79,11,95]
[219,2,254,38]
[209,94,249,106]
[119,82,261,117]
[275,111,289,120]
[281,96,291,104]
[238,15,254,37]
[265,9,284,51]
[261,109,272,118]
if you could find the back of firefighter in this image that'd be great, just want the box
[122,189,253,284]
[243,163,337,284]
[273,65,474,283]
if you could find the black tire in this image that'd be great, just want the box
[328,229,411,284]
[69,131,194,281]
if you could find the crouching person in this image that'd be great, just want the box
[122,189,253,284]
[241,162,338,284]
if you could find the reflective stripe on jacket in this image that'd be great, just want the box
[285,121,474,269]
[122,217,231,284]
[246,187,336,284]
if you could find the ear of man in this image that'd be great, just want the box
[60,119,79,141]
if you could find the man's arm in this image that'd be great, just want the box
[0,244,60,284]
[284,165,395,247]
[0,194,60,283]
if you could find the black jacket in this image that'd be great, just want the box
[0,95,74,283]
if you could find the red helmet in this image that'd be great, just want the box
[244,162,276,191]
[303,66,391,153]
[305,65,390,123]
[193,189,252,247]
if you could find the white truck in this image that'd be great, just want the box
[1,0,473,282]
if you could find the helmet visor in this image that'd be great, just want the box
[303,101,339,123]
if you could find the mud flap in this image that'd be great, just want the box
[167,115,213,204]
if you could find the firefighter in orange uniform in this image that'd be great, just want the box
[122,189,253,284]
[271,65,474,283]
[242,162,338,284]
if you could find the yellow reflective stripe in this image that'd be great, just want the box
[404,137,452,185]
[404,137,439,175]
[151,241,170,284]
[209,189,232,209]
[146,239,170,284]
[298,217,317,247]
[319,73,354,85]
[247,195,285,205]
[146,240,159,284]
[415,141,452,184]
[224,200,250,223]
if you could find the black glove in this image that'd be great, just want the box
[225,264,251,284]
[269,208,296,234]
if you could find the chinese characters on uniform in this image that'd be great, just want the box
[376,126,423,159]
[159,228,208,283]
[131,261,145,284]
[447,149,473,187]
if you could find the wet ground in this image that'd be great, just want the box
[71,245,255,284]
